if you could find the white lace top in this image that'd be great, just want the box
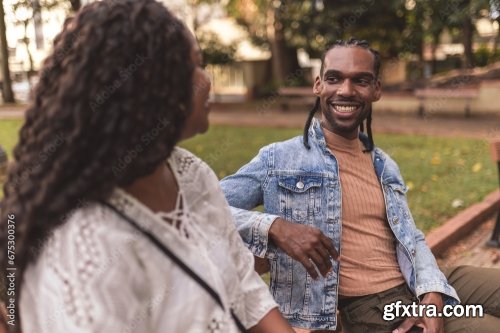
[20,147,277,333]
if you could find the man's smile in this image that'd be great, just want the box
[328,101,363,115]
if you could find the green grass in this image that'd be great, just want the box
[0,120,496,232]
[372,135,496,232]
[181,126,497,233]
[0,119,23,159]
[0,119,23,199]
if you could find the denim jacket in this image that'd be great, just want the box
[220,118,459,330]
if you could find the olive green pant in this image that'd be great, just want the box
[339,266,500,333]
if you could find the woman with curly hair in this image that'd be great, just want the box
[0,1,295,332]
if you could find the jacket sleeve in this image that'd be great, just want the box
[380,149,460,305]
[396,179,460,304]
[413,226,460,304]
[220,145,280,259]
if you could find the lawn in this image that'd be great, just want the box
[0,120,496,232]
[0,119,23,159]
[181,126,496,233]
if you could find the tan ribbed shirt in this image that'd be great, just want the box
[322,126,405,296]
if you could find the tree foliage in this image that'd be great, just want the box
[197,31,236,65]
[226,0,497,80]
[228,0,409,58]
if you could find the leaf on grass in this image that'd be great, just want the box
[472,163,482,173]
[431,154,441,165]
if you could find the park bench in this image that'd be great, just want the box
[414,88,479,118]
[278,87,314,111]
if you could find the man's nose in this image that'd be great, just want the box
[337,79,355,97]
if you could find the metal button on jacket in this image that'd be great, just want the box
[296,181,304,189]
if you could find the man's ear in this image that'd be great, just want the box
[373,79,382,101]
[313,76,322,96]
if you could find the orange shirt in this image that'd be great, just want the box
[323,126,405,296]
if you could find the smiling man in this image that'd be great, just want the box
[220,39,500,333]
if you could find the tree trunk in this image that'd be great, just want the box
[431,43,438,74]
[494,18,500,56]
[69,0,81,12]
[462,18,475,69]
[23,21,34,76]
[0,0,14,103]
[267,5,301,85]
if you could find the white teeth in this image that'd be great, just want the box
[333,105,358,113]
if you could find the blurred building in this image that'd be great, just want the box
[3,0,500,102]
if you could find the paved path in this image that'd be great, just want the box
[437,217,500,269]
[2,104,499,139]
[209,109,500,139]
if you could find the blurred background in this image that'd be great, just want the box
[1,0,500,104]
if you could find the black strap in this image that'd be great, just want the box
[100,201,248,333]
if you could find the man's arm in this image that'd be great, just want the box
[221,146,281,259]
[393,181,458,333]
[221,146,338,279]
[413,228,459,302]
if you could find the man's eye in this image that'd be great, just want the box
[325,77,341,83]
[355,78,372,86]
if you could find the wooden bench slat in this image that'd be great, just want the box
[277,87,313,111]
[414,88,479,98]
[414,88,479,117]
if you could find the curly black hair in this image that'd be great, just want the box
[303,38,380,152]
[0,0,194,327]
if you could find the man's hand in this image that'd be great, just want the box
[393,292,444,333]
[254,256,271,274]
[269,218,339,279]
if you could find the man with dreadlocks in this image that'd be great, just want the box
[220,39,500,333]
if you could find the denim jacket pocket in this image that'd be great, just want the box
[277,175,322,222]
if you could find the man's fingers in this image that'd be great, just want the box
[296,254,319,279]
[320,235,339,260]
[311,247,332,276]
[307,249,331,276]
[394,317,419,333]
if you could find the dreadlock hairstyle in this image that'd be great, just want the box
[0,1,194,328]
[303,38,380,152]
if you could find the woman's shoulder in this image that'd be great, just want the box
[23,201,153,288]
[20,202,159,331]
[170,146,218,182]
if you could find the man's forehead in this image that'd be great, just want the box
[323,46,375,74]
